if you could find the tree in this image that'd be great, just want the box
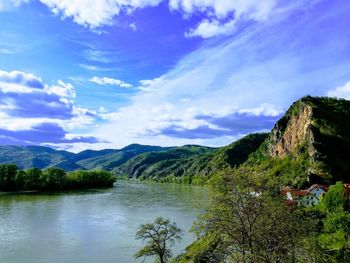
[135,217,183,263]
[317,182,350,262]
[322,181,347,212]
[24,168,42,190]
[40,167,67,190]
[189,169,317,263]
[0,164,19,191]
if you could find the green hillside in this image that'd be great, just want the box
[115,134,268,182]
[0,144,170,171]
[76,144,170,170]
[115,145,215,179]
[0,146,76,169]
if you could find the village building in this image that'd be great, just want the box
[281,184,328,206]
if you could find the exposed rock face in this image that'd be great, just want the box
[267,102,315,158]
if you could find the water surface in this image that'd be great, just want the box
[0,181,208,263]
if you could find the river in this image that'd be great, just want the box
[0,181,208,263]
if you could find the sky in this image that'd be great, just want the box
[0,0,350,152]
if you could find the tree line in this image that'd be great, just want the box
[0,164,116,191]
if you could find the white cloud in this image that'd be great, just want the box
[3,0,281,37]
[90,76,132,88]
[186,18,236,38]
[129,22,137,31]
[171,0,278,38]
[38,0,163,28]
[45,80,76,98]
[327,81,350,100]
[79,63,118,72]
[0,69,100,147]
[169,0,278,20]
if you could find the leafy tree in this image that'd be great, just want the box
[40,167,67,190]
[317,182,350,261]
[0,164,115,191]
[135,217,183,263]
[189,169,317,263]
[322,182,347,212]
[0,164,19,190]
[24,168,42,190]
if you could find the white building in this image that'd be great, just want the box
[281,184,328,206]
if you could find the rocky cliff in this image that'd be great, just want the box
[255,96,350,185]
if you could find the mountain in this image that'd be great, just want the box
[76,144,171,170]
[115,134,268,181]
[0,144,170,171]
[247,96,350,186]
[0,145,78,170]
[115,145,215,179]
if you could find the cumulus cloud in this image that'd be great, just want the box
[144,104,282,139]
[170,0,278,38]
[38,0,162,28]
[169,0,278,19]
[0,123,99,145]
[90,76,132,88]
[0,70,100,146]
[327,81,350,100]
[3,0,281,37]
[186,18,236,38]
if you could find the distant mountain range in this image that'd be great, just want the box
[0,144,172,171]
[1,96,350,186]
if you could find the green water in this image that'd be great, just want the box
[0,181,208,263]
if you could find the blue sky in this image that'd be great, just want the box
[0,0,350,152]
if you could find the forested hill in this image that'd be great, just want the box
[0,144,172,171]
[115,134,268,183]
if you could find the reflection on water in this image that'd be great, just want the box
[0,181,208,263]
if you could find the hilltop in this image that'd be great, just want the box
[246,96,350,186]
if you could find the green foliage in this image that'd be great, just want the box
[117,133,267,183]
[40,167,67,190]
[0,164,115,191]
[66,170,116,188]
[0,164,18,190]
[322,182,347,212]
[311,182,350,262]
[176,234,223,263]
[24,168,42,189]
[181,169,319,262]
[135,217,183,263]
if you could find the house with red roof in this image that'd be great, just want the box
[281,184,328,206]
